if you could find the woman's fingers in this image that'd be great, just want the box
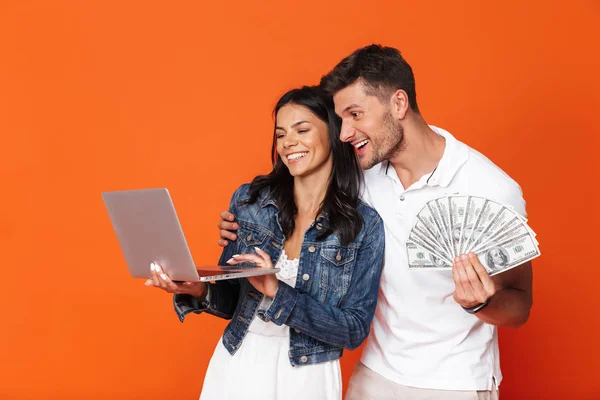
[150,263,161,287]
[254,248,273,268]
[149,263,178,292]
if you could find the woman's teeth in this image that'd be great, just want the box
[287,152,307,161]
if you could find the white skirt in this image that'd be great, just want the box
[200,330,341,400]
[200,251,341,400]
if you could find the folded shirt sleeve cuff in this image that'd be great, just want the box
[263,283,298,326]
[173,285,211,322]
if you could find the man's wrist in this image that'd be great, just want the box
[462,298,490,314]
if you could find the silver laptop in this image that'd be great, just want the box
[102,188,279,282]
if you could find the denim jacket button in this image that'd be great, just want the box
[316,223,323,230]
[300,356,308,363]
[308,246,316,253]
[295,328,301,334]
[302,273,310,281]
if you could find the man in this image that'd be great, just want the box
[218,45,533,399]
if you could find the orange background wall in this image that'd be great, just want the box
[1,1,598,399]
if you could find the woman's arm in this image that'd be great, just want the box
[235,217,385,350]
[173,187,245,321]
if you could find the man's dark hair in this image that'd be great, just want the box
[320,44,419,113]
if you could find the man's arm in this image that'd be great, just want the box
[453,253,533,328]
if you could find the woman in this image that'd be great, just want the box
[146,86,385,400]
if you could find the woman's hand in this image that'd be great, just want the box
[145,262,208,299]
[227,248,279,298]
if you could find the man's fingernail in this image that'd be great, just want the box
[461,254,467,260]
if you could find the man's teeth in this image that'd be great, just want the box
[287,152,308,160]
[355,140,369,149]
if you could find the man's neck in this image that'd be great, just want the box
[388,117,446,189]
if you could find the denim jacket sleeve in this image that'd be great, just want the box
[173,187,244,322]
[263,216,385,350]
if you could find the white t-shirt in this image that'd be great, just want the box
[360,126,527,391]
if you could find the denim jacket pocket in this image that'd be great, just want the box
[238,223,269,248]
[321,246,356,266]
[235,223,270,267]
[320,245,356,295]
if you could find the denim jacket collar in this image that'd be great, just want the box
[258,188,330,225]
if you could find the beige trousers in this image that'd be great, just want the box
[345,362,499,400]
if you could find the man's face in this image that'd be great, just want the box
[333,81,404,170]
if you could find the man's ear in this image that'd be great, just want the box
[391,89,409,120]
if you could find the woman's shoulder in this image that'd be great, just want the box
[355,199,383,227]
[231,182,251,201]
[230,183,274,219]
[230,183,269,204]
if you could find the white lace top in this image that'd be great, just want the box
[275,249,300,281]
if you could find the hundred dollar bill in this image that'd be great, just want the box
[475,232,540,276]
[417,204,453,257]
[463,199,504,254]
[434,197,455,259]
[471,213,538,253]
[407,240,452,269]
[425,200,454,258]
[467,204,514,253]
[448,195,468,258]
[410,226,451,260]
[460,196,486,255]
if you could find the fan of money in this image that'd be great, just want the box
[407,195,540,276]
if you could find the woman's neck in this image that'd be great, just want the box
[293,168,330,218]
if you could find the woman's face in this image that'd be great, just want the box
[275,103,332,178]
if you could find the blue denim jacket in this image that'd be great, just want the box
[174,183,385,366]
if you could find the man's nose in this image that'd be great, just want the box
[340,121,355,143]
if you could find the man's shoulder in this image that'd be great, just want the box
[460,144,521,190]
[457,143,527,216]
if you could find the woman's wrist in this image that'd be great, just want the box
[193,282,209,300]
